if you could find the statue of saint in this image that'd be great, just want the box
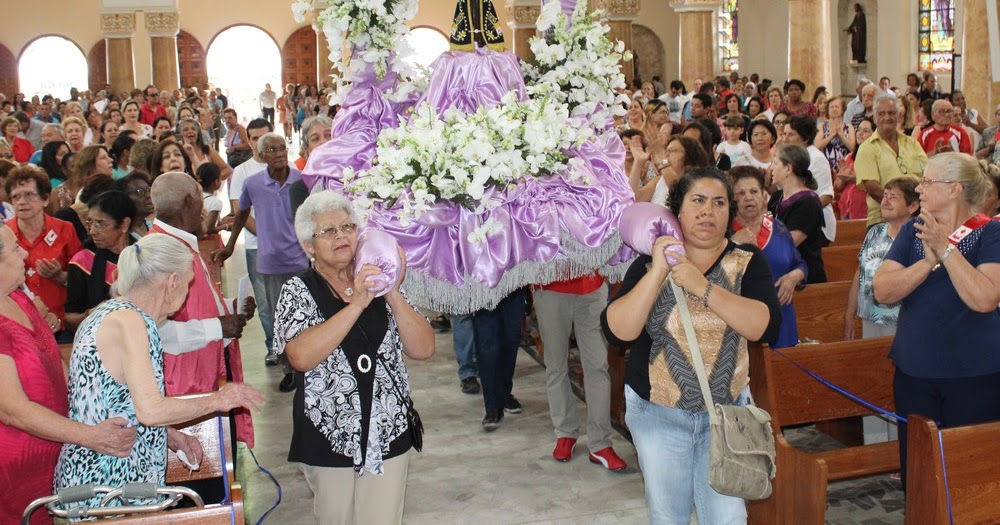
[845,3,867,63]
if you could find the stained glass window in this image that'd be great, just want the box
[918,0,955,72]
[719,0,738,72]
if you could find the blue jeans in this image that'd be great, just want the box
[625,385,749,524]
[471,289,526,411]
[245,249,273,354]
[452,314,478,381]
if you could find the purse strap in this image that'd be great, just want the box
[669,276,719,424]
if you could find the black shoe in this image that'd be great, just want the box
[504,394,523,414]
[430,315,451,332]
[264,354,280,367]
[482,409,504,431]
[279,373,296,392]
[460,377,481,395]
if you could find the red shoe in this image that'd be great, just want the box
[589,447,627,471]
[552,437,577,462]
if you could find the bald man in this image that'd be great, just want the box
[150,172,256,447]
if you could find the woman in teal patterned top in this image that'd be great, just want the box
[54,234,264,513]
[844,178,920,339]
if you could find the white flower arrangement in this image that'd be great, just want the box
[522,0,632,129]
[292,0,420,101]
[345,92,594,226]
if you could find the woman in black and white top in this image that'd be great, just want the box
[273,191,434,525]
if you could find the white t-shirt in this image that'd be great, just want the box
[807,145,837,243]
[203,192,223,214]
[716,141,753,167]
[651,177,670,208]
[259,90,277,109]
[732,154,771,170]
[228,157,268,249]
[658,93,685,124]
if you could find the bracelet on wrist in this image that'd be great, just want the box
[939,244,956,264]
[702,282,714,306]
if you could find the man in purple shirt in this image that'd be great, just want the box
[216,132,309,391]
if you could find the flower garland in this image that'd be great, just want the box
[291,0,420,101]
[346,92,594,228]
[522,0,632,129]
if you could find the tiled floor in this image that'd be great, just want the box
[222,246,904,524]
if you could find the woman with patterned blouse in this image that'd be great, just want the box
[54,234,263,514]
[602,168,781,524]
[274,191,434,525]
[844,178,919,339]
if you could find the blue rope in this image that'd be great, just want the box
[248,447,282,525]
[214,415,236,525]
[769,347,908,424]
[937,428,954,525]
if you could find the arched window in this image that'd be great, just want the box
[206,25,282,124]
[918,0,955,71]
[401,27,450,71]
[719,0,739,72]
[18,36,88,99]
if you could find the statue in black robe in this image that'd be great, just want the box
[845,3,867,63]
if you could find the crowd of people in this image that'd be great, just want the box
[0,63,999,525]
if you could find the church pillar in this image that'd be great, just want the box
[146,11,180,92]
[101,12,136,92]
[595,0,640,87]
[670,0,721,89]
[505,0,540,62]
[961,0,995,118]
[788,0,832,93]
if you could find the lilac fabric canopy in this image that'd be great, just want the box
[302,44,634,314]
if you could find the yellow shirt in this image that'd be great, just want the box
[854,130,927,225]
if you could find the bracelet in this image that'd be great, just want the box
[939,244,956,264]
[702,282,714,306]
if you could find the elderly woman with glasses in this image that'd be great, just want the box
[873,153,1000,486]
[64,191,135,331]
[273,191,434,524]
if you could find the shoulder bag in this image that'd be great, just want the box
[670,277,776,500]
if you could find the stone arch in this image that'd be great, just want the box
[632,24,665,85]
[837,0,878,96]
[282,25,318,88]
[177,30,208,90]
[0,43,17,97]
[88,40,107,93]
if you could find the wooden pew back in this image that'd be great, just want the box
[750,338,896,429]
[905,415,1000,525]
[822,244,861,283]
[747,338,899,524]
[795,281,860,344]
[831,220,868,247]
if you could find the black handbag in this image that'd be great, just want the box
[382,362,424,452]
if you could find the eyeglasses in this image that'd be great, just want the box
[313,223,358,238]
[10,191,40,202]
[86,218,113,230]
[918,178,958,186]
[666,147,685,154]
[146,92,159,98]
[751,131,772,138]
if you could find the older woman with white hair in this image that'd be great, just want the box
[874,152,1000,486]
[54,233,264,510]
[273,191,434,525]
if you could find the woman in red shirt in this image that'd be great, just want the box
[1,116,34,164]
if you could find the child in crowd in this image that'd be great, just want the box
[198,162,225,287]
[716,116,752,167]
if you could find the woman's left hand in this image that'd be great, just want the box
[775,269,804,306]
[167,429,204,469]
[914,210,950,257]
[667,252,710,300]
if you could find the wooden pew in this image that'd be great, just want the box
[103,400,244,523]
[746,337,898,525]
[794,281,860,344]
[905,415,1000,525]
[822,244,861,283]
[831,219,868,247]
